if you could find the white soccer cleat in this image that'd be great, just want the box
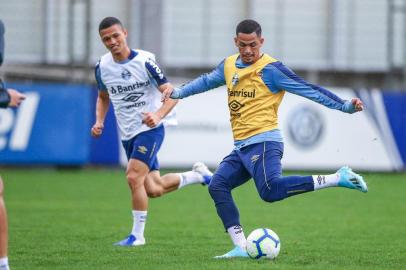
[113,234,146,247]
[192,162,213,185]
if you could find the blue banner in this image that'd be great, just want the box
[0,82,92,165]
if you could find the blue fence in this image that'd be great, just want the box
[0,82,118,165]
[0,82,405,170]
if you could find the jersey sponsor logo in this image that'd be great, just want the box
[110,81,151,94]
[228,100,244,112]
[121,69,132,80]
[122,93,146,109]
[228,100,244,118]
[122,92,144,102]
[231,73,239,85]
[0,92,40,151]
[228,88,256,98]
[287,106,324,148]
[137,145,148,154]
[146,58,164,80]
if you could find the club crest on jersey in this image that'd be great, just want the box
[121,69,132,80]
[231,73,239,85]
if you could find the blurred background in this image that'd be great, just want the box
[0,0,405,171]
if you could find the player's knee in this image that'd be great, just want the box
[146,188,163,198]
[126,171,145,189]
[208,174,228,200]
[258,180,286,203]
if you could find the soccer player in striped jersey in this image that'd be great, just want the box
[92,17,212,247]
[162,19,367,258]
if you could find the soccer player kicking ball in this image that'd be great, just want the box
[162,19,367,258]
[92,17,213,247]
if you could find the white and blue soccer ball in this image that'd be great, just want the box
[246,228,281,259]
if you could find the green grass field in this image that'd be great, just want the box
[1,168,405,270]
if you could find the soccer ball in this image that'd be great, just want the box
[246,228,281,259]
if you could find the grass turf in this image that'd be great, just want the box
[1,169,405,270]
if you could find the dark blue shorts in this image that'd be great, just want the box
[213,141,284,191]
[121,125,165,171]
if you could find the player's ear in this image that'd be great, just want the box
[234,37,238,47]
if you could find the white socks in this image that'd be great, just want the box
[312,173,339,190]
[131,210,147,239]
[0,257,9,270]
[177,172,203,189]
[227,225,246,249]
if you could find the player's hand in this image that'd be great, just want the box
[91,122,104,137]
[142,112,162,128]
[7,89,26,107]
[351,98,364,112]
[161,85,174,102]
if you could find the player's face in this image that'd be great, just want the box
[99,24,128,56]
[234,32,264,64]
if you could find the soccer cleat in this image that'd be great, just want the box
[214,246,249,259]
[192,162,213,185]
[337,166,368,193]
[113,234,146,247]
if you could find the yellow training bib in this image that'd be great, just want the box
[224,53,285,141]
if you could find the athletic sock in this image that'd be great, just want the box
[227,225,246,249]
[131,210,147,239]
[0,257,9,270]
[312,173,339,190]
[177,171,203,189]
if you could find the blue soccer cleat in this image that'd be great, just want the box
[113,234,146,247]
[193,162,213,186]
[337,166,368,193]
[214,246,249,259]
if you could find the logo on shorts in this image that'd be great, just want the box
[138,145,148,154]
[251,154,260,163]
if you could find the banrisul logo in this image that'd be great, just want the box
[121,69,131,80]
[122,92,144,102]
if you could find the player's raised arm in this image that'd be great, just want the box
[161,60,227,102]
[263,62,363,114]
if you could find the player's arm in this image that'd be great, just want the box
[91,62,109,137]
[162,59,226,101]
[0,21,25,108]
[142,59,178,127]
[91,90,109,137]
[262,62,363,113]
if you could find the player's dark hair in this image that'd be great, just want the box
[236,19,262,37]
[99,17,123,32]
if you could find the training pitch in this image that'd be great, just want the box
[2,168,405,270]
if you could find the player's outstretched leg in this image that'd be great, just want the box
[312,166,368,193]
[214,245,248,259]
